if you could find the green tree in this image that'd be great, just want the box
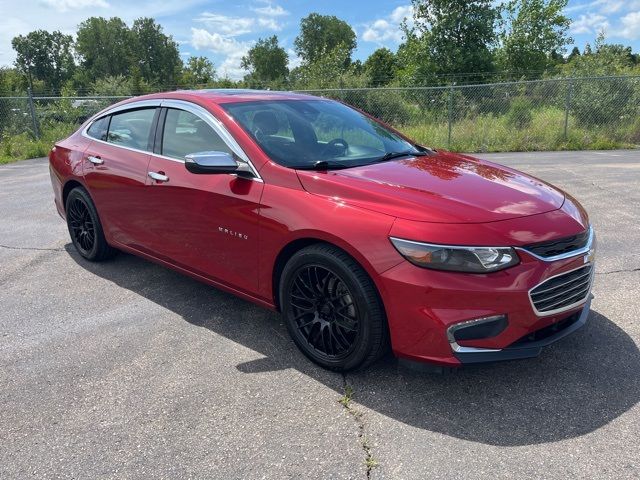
[363,48,398,86]
[182,56,216,86]
[500,0,572,78]
[294,13,356,66]
[411,0,499,80]
[564,33,637,126]
[567,46,581,62]
[0,68,25,94]
[131,17,182,87]
[291,43,360,89]
[90,75,135,96]
[76,17,133,80]
[565,32,636,75]
[241,35,289,86]
[395,29,435,86]
[11,30,75,93]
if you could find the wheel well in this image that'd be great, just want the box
[62,180,84,212]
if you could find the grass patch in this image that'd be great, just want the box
[0,122,76,165]
[0,105,637,166]
[401,106,638,152]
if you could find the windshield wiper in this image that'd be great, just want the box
[293,160,351,170]
[372,150,428,164]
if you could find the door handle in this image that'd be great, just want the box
[87,155,103,165]
[148,171,169,182]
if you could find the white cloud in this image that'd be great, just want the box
[39,0,109,11]
[597,1,624,13]
[258,17,283,31]
[570,13,610,34]
[219,49,249,80]
[361,4,413,44]
[190,28,251,80]
[191,28,250,55]
[389,5,413,24]
[252,1,289,17]
[195,13,254,36]
[194,4,287,36]
[564,0,639,15]
[619,11,640,39]
[287,48,302,70]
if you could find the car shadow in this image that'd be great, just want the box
[67,247,640,447]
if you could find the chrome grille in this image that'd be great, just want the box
[523,229,590,258]
[529,264,593,315]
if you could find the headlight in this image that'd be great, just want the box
[389,237,519,273]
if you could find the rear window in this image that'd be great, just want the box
[86,116,109,141]
[106,108,156,151]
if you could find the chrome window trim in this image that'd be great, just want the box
[516,226,594,262]
[528,263,595,317]
[81,98,263,181]
[446,316,503,353]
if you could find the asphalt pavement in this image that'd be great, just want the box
[1,150,639,479]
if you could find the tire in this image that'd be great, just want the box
[65,187,116,261]
[279,244,388,371]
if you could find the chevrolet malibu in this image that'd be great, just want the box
[49,90,595,371]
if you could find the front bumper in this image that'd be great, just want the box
[453,297,590,364]
[378,248,594,367]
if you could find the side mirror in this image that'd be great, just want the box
[185,151,239,174]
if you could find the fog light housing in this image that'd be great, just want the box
[446,315,508,352]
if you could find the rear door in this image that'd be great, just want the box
[143,102,264,294]
[83,104,159,248]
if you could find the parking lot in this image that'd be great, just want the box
[1,150,639,479]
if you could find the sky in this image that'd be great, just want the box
[1,0,639,80]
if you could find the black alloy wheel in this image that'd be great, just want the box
[65,187,116,261]
[281,244,388,371]
[67,195,96,256]
[289,264,360,359]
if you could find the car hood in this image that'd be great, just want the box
[296,151,565,224]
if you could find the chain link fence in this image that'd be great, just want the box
[303,75,640,151]
[1,76,639,155]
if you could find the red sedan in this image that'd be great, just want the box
[49,90,595,371]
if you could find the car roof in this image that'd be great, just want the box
[130,89,323,105]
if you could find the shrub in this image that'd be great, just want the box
[505,97,534,129]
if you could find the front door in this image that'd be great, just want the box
[143,106,264,295]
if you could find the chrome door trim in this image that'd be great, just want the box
[148,171,170,182]
[81,98,263,182]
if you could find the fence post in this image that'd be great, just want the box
[563,79,573,140]
[447,85,454,149]
[27,87,40,139]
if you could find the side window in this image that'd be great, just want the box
[86,116,109,141]
[161,109,232,160]
[107,108,156,151]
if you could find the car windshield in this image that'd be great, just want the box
[221,99,421,169]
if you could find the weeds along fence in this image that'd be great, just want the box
[304,76,640,151]
[1,76,639,155]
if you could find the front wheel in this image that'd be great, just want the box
[65,187,116,261]
[280,244,388,371]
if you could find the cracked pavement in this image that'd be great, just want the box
[1,151,639,479]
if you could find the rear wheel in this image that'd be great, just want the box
[65,187,116,261]
[280,244,388,371]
